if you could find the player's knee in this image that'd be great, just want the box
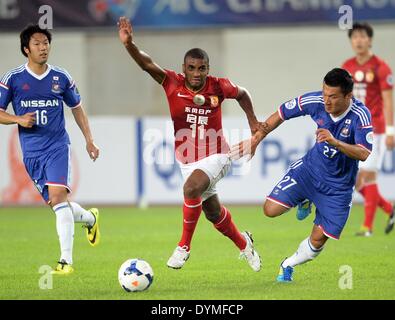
[310,235,327,249]
[48,190,68,207]
[49,195,64,207]
[183,182,202,199]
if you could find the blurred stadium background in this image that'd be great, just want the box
[1,0,395,302]
[1,0,394,207]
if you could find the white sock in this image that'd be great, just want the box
[53,202,74,265]
[69,202,95,226]
[282,237,323,268]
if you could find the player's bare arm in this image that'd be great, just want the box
[382,89,395,149]
[316,128,370,161]
[230,111,283,160]
[71,106,100,161]
[236,87,259,134]
[118,16,166,84]
[0,109,36,128]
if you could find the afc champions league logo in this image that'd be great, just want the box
[366,131,374,144]
[285,99,297,110]
[89,0,140,22]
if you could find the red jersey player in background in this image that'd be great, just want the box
[342,22,395,236]
[118,17,261,271]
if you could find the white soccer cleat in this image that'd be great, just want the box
[167,245,190,269]
[239,231,261,272]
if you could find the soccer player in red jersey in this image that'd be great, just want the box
[342,22,395,236]
[118,17,261,271]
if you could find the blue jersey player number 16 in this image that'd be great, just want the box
[0,24,101,275]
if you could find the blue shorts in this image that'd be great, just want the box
[23,145,72,203]
[267,159,353,239]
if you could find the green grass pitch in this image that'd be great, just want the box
[0,205,394,300]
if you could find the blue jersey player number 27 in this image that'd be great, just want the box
[230,68,373,283]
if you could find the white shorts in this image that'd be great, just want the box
[178,153,231,201]
[359,133,386,171]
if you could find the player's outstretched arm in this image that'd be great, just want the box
[316,128,370,161]
[71,106,100,161]
[230,111,283,160]
[0,109,36,128]
[236,87,259,134]
[118,16,166,84]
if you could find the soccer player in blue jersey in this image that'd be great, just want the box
[231,68,373,282]
[0,25,101,275]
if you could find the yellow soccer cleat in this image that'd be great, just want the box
[51,260,74,275]
[85,208,100,247]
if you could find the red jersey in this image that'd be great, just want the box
[342,55,393,134]
[162,69,238,164]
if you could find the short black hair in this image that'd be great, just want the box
[348,22,373,38]
[20,24,52,57]
[323,68,354,95]
[184,48,209,64]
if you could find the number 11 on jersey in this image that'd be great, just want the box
[190,123,205,139]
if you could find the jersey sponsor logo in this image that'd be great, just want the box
[185,106,211,115]
[365,70,375,83]
[366,132,374,144]
[354,70,364,82]
[284,98,297,110]
[20,99,60,108]
[210,95,219,107]
[387,74,393,86]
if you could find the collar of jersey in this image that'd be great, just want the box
[184,78,208,94]
[25,63,52,80]
[329,100,352,123]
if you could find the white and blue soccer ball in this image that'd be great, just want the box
[118,259,154,292]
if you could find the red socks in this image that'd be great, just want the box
[377,193,393,214]
[178,198,202,251]
[178,200,247,252]
[359,184,393,230]
[214,206,246,250]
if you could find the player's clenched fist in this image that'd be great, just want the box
[86,141,100,162]
[316,128,338,147]
[118,16,133,45]
[18,112,36,128]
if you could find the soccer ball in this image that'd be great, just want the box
[118,259,154,292]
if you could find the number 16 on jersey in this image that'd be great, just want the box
[35,110,48,125]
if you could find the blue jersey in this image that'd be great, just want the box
[278,91,373,190]
[0,64,81,158]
